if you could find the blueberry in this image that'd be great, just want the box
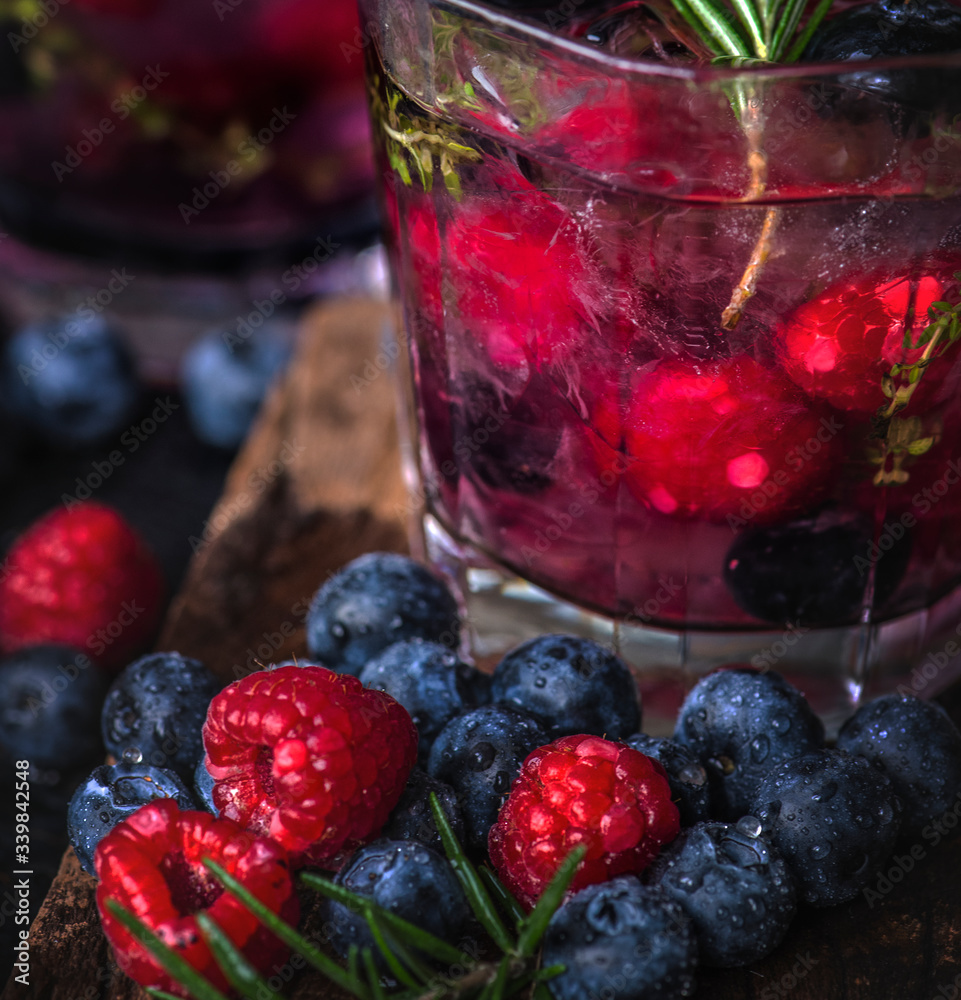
[543,875,697,1000]
[724,508,911,627]
[674,668,824,821]
[101,652,221,781]
[803,0,961,125]
[623,734,711,827]
[427,704,548,854]
[837,694,961,839]
[180,323,292,450]
[491,634,640,741]
[382,769,466,853]
[194,755,217,814]
[0,645,107,770]
[1,315,140,448]
[752,749,902,906]
[646,818,796,967]
[67,760,197,876]
[321,839,471,963]
[451,375,562,495]
[306,553,461,676]
[359,639,483,764]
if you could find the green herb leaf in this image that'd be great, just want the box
[196,913,278,1000]
[202,859,370,1000]
[361,949,389,1000]
[104,899,231,1000]
[478,867,526,928]
[515,846,585,959]
[782,0,834,61]
[300,873,467,966]
[429,793,514,954]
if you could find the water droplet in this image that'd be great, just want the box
[678,763,706,787]
[810,842,832,860]
[731,694,743,707]
[856,812,875,829]
[770,715,791,733]
[878,801,894,825]
[122,747,143,764]
[99,811,111,824]
[812,780,838,803]
[534,676,547,689]
[493,770,511,793]
[736,815,763,839]
[750,735,770,763]
[331,622,346,639]
[389,615,403,630]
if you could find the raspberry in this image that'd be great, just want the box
[612,355,839,521]
[203,664,417,867]
[0,502,165,671]
[776,268,961,413]
[447,180,596,372]
[488,735,680,909]
[95,799,298,997]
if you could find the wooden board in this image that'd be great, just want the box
[7,295,961,1000]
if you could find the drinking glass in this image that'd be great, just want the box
[361,0,961,729]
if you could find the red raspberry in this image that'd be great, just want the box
[488,735,679,910]
[447,178,596,372]
[605,355,840,521]
[203,664,417,868]
[0,502,165,671]
[95,799,298,998]
[777,268,961,413]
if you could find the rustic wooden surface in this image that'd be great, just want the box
[6,295,961,1000]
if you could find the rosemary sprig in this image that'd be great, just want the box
[103,795,584,1000]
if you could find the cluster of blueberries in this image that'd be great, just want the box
[0,551,950,999]
[0,312,290,454]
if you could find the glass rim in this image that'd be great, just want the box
[433,0,961,83]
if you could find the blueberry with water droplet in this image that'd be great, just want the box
[543,875,697,1000]
[101,651,221,781]
[624,733,712,826]
[838,693,961,839]
[320,839,470,965]
[491,634,640,740]
[675,668,824,821]
[67,761,196,876]
[306,552,461,676]
[646,820,795,967]
[724,507,911,627]
[358,639,485,765]
[427,704,548,854]
[383,769,466,852]
[751,749,902,906]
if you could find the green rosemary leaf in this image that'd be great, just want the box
[670,0,725,55]
[515,846,586,959]
[429,793,514,954]
[361,949,389,1000]
[728,0,767,57]
[196,913,277,1000]
[783,0,834,62]
[146,990,188,1000]
[684,0,751,56]
[104,900,230,1000]
[767,0,807,60]
[300,873,467,966]
[478,867,526,928]
[364,912,424,991]
[534,964,566,982]
[532,984,556,1000]
[201,859,369,1000]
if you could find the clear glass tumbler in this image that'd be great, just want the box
[361,0,961,730]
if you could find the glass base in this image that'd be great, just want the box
[420,512,961,737]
